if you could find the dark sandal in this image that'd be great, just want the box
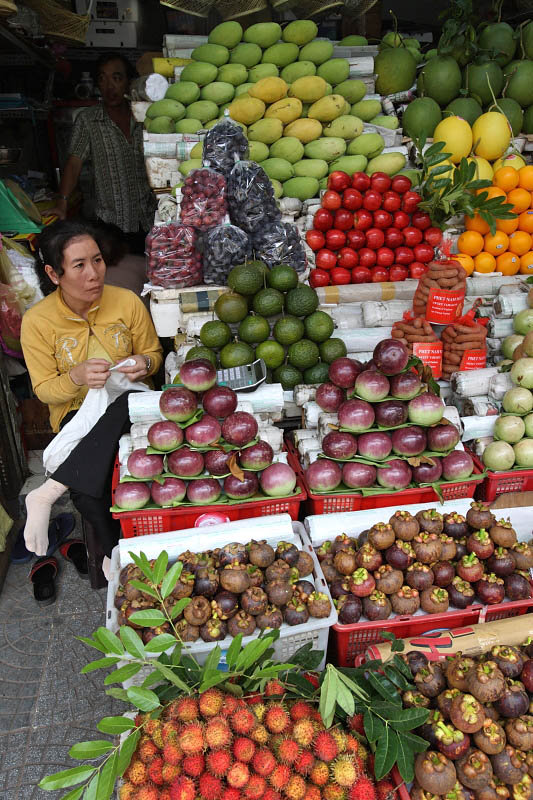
[60,539,89,580]
[29,557,59,605]
[46,512,76,558]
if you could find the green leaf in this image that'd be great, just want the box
[396,734,415,783]
[97,716,136,735]
[76,636,107,654]
[255,664,296,678]
[199,670,232,692]
[128,551,153,581]
[171,596,192,618]
[318,667,338,728]
[128,580,159,600]
[391,639,404,652]
[374,728,398,781]
[128,609,167,627]
[39,766,96,791]
[152,551,169,587]
[83,773,99,800]
[336,671,370,702]
[126,686,161,711]
[81,657,121,674]
[104,663,143,686]
[392,654,414,682]
[384,664,409,691]
[106,688,130,702]
[363,710,384,742]
[144,633,177,653]
[161,560,183,600]
[366,670,400,703]
[402,730,430,753]
[283,673,317,696]
[60,788,84,800]
[379,632,394,642]
[287,642,324,671]
[388,707,430,731]
[370,700,403,715]
[120,626,145,660]
[236,637,275,672]
[93,628,124,656]
[96,751,117,800]
[225,633,243,669]
[117,729,141,777]
[141,670,162,688]
[154,662,191,693]
[68,740,114,760]
[203,645,222,675]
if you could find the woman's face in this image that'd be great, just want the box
[45,235,106,308]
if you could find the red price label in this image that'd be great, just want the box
[425,288,465,324]
[459,349,486,370]
[413,342,443,380]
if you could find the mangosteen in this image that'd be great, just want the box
[196,551,215,570]
[448,577,476,609]
[524,637,533,659]
[506,716,533,751]
[414,751,457,796]
[316,541,333,562]
[265,559,291,582]
[456,749,493,791]
[475,780,510,800]
[283,596,309,626]
[200,616,228,642]
[467,529,495,561]
[220,561,251,594]
[512,774,533,800]
[337,593,362,625]
[433,561,456,588]
[476,574,505,606]
[513,543,533,570]
[466,661,506,704]
[484,704,500,723]
[179,550,199,572]
[246,565,263,588]
[491,646,525,679]
[349,567,376,597]
[414,532,444,564]
[355,543,383,572]
[403,689,431,708]
[440,536,458,562]
[228,610,256,638]
[357,529,369,548]
[457,554,484,583]
[218,542,248,567]
[295,551,314,578]
[321,559,342,584]
[333,533,356,552]
[123,580,144,602]
[248,540,275,568]
[119,563,141,585]
[389,509,419,540]
[194,567,220,597]
[385,540,415,570]
[266,579,292,607]
[142,623,171,645]
[307,591,332,618]
[410,784,439,800]
[491,746,528,785]
[505,573,532,600]
[276,541,299,566]
[329,578,351,600]
[183,595,211,626]
[494,681,530,718]
[467,502,496,532]
[174,619,200,642]
[241,586,268,616]
[171,570,196,599]
[490,520,518,549]
[405,650,429,676]
[450,694,486,733]
[294,579,315,602]
[473,719,506,756]
[368,522,396,551]
[487,548,516,578]
[374,564,403,594]
[455,538,468,561]
[211,591,238,620]
[255,605,283,630]
[407,562,435,591]
[333,548,358,576]
[416,509,444,535]
[114,587,125,610]
[391,585,420,615]
[436,722,471,760]
[362,590,392,621]
[419,710,445,748]
[439,688,462,719]
[421,587,450,615]
[416,664,447,698]
[444,513,469,540]
[522,659,533,693]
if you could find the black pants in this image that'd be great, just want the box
[53,392,133,557]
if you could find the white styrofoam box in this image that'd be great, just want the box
[164,34,208,49]
[106,518,336,680]
[332,45,379,57]
[131,101,150,123]
[145,157,180,190]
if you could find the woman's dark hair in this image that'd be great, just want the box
[93,222,128,267]
[95,52,136,82]
[36,219,97,295]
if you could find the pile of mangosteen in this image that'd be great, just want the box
[406,640,533,799]
[114,538,332,643]
[316,502,533,625]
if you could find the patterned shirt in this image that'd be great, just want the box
[69,104,155,233]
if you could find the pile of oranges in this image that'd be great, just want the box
[454,165,533,276]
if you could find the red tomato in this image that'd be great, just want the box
[365,227,385,250]
[325,228,346,250]
[412,210,432,230]
[389,265,409,282]
[403,226,423,247]
[373,209,393,229]
[424,227,443,247]
[322,190,342,211]
[391,174,412,194]
[328,171,352,192]
[352,266,372,284]
[358,247,377,267]
[305,229,325,251]
[413,242,435,263]
[314,208,334,231]
[338,247,358,269]
[331,267,352,285]
[371,265,389,282]
[376,247,395,267]
[342,188,363,211]
[395,246,415,265]
[371,172,392,193]
[309,268,330,288]
[409,261,427,279]
[316,248,337,270]
[382,190,401,212]
[402,191,422,213]
[363,189,382,211]
[347,229,366,249]
[352,172,371,191]
[354,209,373,231]
[334,208,354,231]
[384,227,404,248]
[393,210,410,230]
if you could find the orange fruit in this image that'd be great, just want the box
[457,230,484,256]
[451,253,474,276]
[518,209,533,234]
[520,251,533,274]
[508,230,532,256]
[474,252,496,273]
[496,252,520,276]
[493,166,519,192]
[477,186,507,201]
[465,214,490,235]
[507,187,531,214]
[484,230,509,256]
[496,216,519,234]
[519,165,533,191]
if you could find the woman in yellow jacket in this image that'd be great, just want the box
[21,220,162,576]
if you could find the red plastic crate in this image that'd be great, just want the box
[111,456,306,538]
[468,447,533,502]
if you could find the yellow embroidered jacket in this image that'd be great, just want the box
[21,285,162,432]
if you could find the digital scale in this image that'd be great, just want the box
[216,359,267,393]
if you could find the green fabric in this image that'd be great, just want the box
[0,183,42,234]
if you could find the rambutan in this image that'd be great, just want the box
[275,737,300,765]
[164,742,184,766]
[252,748,276,778]
[199,688,225,719]
[303,786,321,800]
[309,760,330,787]
[233,736,256,763]
[161,791,172,800]
[252,703,266,722]
[344,735,360,755]
[206,718,233,750]
[147,755,164,785]
[199,772,224,800]
[348,778,376,800]
[170,775,196,800]
[222,788,242,800]
[125,760,147,785]
[179,722,205,755]
[264,680,285,698]
[293,720,315,748]
[331,730,347,754]
[227,761,250,789]
[376,780,395,800]
[119,783,136,800]
[331,755,359,788]
[135,713,146,727]
[347,714,365,737]
[251,725,269,746]
[207,749,233,777]
[139,736,160,763]
[323,784,346,800]
[231,708,256,736]
[162,721,180,745]
[145,718,164,749]
[269,764,291,793]
[289,701,314,722]
[263,789,281,800]
[222,695,242,717]
[311,710,323,724]
[264,704,291,735]
[162,763,181,784]
[183,753,206,777]
[294,750,315,776]
[166,697,200,723]
[136,786,160,800]
[244,774,267,800]
[313,731,339,763]
[284,774,307,800]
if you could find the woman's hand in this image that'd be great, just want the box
[70,358,111,388]
[116,354,149,383]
